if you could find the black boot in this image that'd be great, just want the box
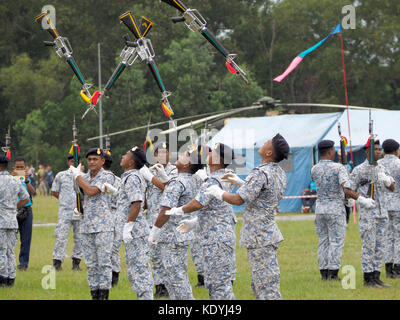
[98,289,109,300]
[392,264,400,278]
[154,284,162,298]
[373,271,392,288]
[328,269,341,281]
[90,289,100,300]
[0,276,6,287]
[385,263,395,279]
[159,284,169,298]
[364,272,381,288]
[195,274,204,287]
[6,278,15,287]
[111,272,119,287]
[320,269,328,281]
[72,258,82,271]
[53,259,62,271]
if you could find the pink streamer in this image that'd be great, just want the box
[273,56,303,82]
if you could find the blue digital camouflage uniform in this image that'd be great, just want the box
[117,169,153,300]
[102,171,122,274]
[236,162,286,300]
[145,163,177,287]
[310,160,350,271]
[80,168,114,291]
[158,172,198,300]
[350,160,393,273]
[51,170,83,262]
[0,171,29,280]
[378,154,400,265]
[190,173,205,279]
[195,168,236,300]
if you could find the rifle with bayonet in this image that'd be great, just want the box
[1,125,11,160]
[338,122,348,165]
[368,110,376,200]
[34,12,100,119]
[71,117,84,220]
[104,12,175,121]
[160,0,249,85]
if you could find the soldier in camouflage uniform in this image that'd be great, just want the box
[166,143,237,300]
[0,155,30,287]
[378,139,400,278]
[142,142,177,298]
[146,146,204,300]
[205,134,289,300]
[70,148,114,300]
[311,140,369,281]
[51,154,83,271]
[102,153,122,287]
[350,138,395,288]
[118,147,153,299]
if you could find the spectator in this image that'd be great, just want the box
[302,181,317,213]
[38,164,49,196]
[46,165,54,196]
[12,156,36,271]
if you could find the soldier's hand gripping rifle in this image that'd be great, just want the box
[161,0,249,85]
[113,12,175,121]
[71,117,84,220]
[1,125,11,160]
[34,12,100,119]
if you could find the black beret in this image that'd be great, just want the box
[129,146,147,168]
[318,140,335,150]
[213,143,234,165]
[0,155,9,164]
[155,141,169,152]
[382,139,400,153]
[272,133,290,161]
[67,154,74,160]
[104,153,113,164]
[85,148,104,158]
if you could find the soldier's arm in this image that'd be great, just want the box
[76,176,101,197]
[127,201,142,223]
[154,206,171,228]
[17,198,29,209]
[52,192,59,199]
[151,176,167,191]
[182,199,204,213]
[222,193,245,206]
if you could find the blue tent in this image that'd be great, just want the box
[208,112,342,212]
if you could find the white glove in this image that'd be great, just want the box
[103,182,118,195]
[72,208,82,220]
[204,185,225,201]
[139,166,154,182]
[177,216,198,233]
[221,173,245,187]
[165,207,184,216]
[153,164,170,183]
[195,169,208,182]
[346,198,356,208]
[148,225,161,244]
[123,222,134,242]
[377,170,393,188]
[357,196,376,209]
[69,164,83,180]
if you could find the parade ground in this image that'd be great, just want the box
[1,196,400,300]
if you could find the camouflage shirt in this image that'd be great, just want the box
[350,160,393,218]
[145,163,178,226]
[195,169,236,245]
[80,168,114,233]
[51,170,75,220]
[159,173,199,244]
[116,169,150,239]
[311,160,351,215]
[237,162,286,249]
[0,171,30,229]
[378,154,400,212]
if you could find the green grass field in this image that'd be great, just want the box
[2,195,400,300]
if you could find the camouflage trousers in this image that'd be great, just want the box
[359,214,388,273]
[53,218,82,261]
[190,236,204,276]
[81,232,113,290]
[124,236,154,300]
[203,240,235,300]
[150,242,166,286]
[315,214,347,270]
[0,229,18,279]
[384,211,400,264]
[160,241,195,300]
[247,244,282,300]
[111,222,123,273]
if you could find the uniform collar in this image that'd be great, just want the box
[210,168,225,176]
[122,168,139,177]
[384,154,399,159]
[0,171,9,175]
